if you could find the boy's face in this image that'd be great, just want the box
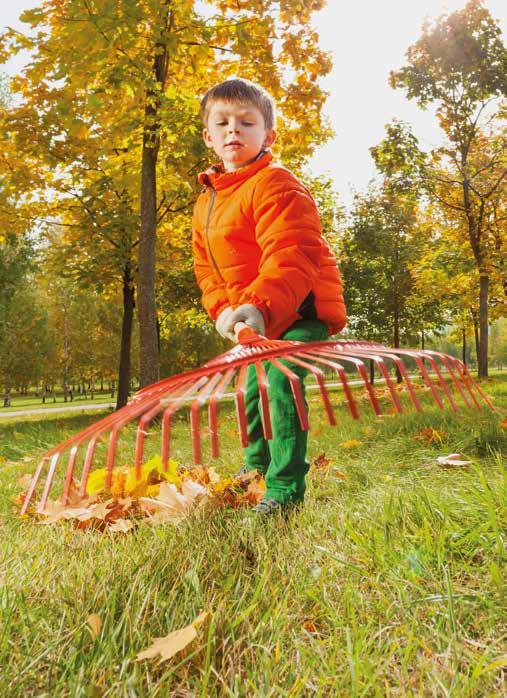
[203,100,276,172]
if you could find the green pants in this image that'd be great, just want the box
[243,319,329,503]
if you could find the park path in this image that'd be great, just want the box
[0,377,390,420]
[0,402,116,419]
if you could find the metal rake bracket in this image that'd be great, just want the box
[21,333,492,514]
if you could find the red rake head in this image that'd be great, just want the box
[21,332,492,514]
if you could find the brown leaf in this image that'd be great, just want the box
[245,477,266,505]
[312,453,331,470]
[136,611,209,663]
[87,613,102,639]
[413,427,444,444]
[500,416,507,429]
[302,619,319,634]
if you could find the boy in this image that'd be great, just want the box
[192,78,346,515]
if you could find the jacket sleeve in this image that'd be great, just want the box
[237,169,322,328]
[192,205,229,321]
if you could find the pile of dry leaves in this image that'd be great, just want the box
[18,455,266,532]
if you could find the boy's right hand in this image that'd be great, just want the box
[215,306,234,339]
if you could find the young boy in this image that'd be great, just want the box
[192,78,346,515]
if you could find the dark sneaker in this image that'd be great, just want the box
[252,498,298,516]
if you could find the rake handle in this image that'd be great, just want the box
[234,321,263,345]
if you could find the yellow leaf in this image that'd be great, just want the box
[87,614,102,639]
[340,439,361,449]
[136,611,209,662]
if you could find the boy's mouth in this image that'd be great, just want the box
[225,141,243,148]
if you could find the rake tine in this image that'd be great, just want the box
[235,365,249,447]
[61,446,79,504]
[415,351,459,412]
[20,457,49,515]
[362,349,423,413]
[283,353,336,425]
[38,452,61,512]
[270,359,309,430]
[344,351,403,414]
[208,368,236,458]
[190,372,224,465]
[255,361,273,439]
[457,360,494,409]
[161,377,209,469]
[309,348,381,416]
[297,350,360,419]
[133,402,168,476]
[79,434,101,497]
[422,351,472,408]
[376,348,445,410]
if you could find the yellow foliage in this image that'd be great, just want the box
[86,454,180,496]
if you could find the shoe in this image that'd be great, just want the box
[233,465,265,479]
[252,498,298,517]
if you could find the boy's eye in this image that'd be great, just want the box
[242,122,253,126]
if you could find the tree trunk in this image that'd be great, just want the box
[462,324,467,367]
[421,327,425,351]
[116,261,135,410]
[478,273,489,378]
[138,39,169,388]
[472,311,480,372]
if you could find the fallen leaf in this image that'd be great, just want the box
[436,453,472,467]
[245,477,266,505]
[302,619,319,634]
[109,519,135,533]
[340,439,361,449]
[87,613,102,639]
[312,453,331,470]
[414,427,444,444]
[500,416,507,429]
[136,611,209,663]
[333,469,347,481]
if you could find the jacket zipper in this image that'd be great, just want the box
[204,186,225,282]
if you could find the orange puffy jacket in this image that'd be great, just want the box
[192,150,347,339]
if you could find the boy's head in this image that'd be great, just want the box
[200,78,277,172]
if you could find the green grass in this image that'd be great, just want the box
[0,376,505,696]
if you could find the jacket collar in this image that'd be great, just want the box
[198,149,273,190]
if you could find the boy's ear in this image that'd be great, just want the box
[202,128,213,148]
[263,128,276,148]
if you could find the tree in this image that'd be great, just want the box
[340,184,446,350]
[1,0,334,387]
[375,0,506,377]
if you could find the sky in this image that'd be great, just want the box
[2,0,505,206]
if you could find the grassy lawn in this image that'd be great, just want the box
[0,375,505,695]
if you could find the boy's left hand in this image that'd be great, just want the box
[223,304,265,340]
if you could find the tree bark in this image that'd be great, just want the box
[137,28,170,388]
[472,311,480,372]
[462,324,467,367]
[478,272,489,378]
[116,261,135,410]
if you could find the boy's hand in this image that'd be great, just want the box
[224,304,265,340]
[215,306,234,339]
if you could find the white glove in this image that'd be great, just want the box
[215,306,234,339]
[223,304,265,341]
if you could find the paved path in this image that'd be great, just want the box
[0,402,116,419]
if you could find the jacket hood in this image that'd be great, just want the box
[197,149,273,190]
